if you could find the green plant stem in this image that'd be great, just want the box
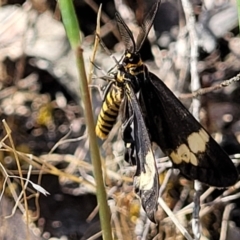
[75,47,112,240]
[58,1,113,239]
[238,0,240,33]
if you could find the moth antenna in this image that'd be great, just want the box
[115,12,136,52]
[136,0,161,51]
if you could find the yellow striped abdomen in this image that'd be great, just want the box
[96,86,123,139]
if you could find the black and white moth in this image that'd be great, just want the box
[95,0,238,222]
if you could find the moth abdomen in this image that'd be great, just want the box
[96,86,123,139]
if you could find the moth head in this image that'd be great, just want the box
[123,50,142,66]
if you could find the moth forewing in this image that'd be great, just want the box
[139,72,238,187]
[126,83,159,222]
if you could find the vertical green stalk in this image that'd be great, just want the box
[58,1,113,240]
[237,0,240,33]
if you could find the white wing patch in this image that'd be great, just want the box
[188,129,209,153]
[135,149,156,190]
[170,144,198,166]
[170,129,209,166]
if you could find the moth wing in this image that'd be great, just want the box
[139,72,238,187]
[125,83,159,222]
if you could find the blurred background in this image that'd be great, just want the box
[0,0,240,239]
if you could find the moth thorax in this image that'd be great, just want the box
[127,65,144,76]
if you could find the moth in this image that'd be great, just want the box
[95,0,238,222]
